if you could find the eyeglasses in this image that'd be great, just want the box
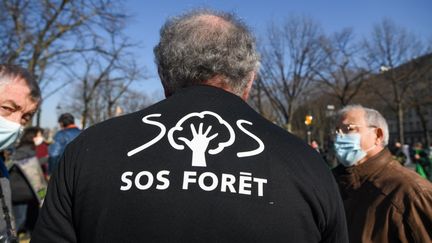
[335,124,377,135]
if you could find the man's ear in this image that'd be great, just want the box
[164,89,171,98]
[375,128,384,145]
[241,72,256,101]
[162,81,172,98]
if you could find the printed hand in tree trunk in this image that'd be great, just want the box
[178,123,218,167]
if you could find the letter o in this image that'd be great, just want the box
[198,172,218,191]
[135,171,154,190]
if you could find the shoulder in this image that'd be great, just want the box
[265,124,327,170]
[54,129,66,138]
[376,161,432,210]
[72,111,142,143]
[378,161,431,193]
[67,127,81,134]
[260,124,338,198]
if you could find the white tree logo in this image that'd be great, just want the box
[126,111,264,167]
[167,111,235,167]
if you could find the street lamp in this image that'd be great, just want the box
[305,115,313,144]
[304,115,313,126]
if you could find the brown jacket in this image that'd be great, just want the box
[333,148,432,243]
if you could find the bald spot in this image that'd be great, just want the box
[195,14,231,28]
[182,14,234,42]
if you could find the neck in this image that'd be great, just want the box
[204,76,237,93]
[163,75,253,101]
[64,124,77,129]
[204,75,253,101]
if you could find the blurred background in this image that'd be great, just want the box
[1,0,431,151]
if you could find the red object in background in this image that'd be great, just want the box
[35,143,49,159]
[36,142,50,179]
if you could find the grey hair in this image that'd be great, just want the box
[337,104,389,146]
[0,64,41,102]
[154,9,260,96]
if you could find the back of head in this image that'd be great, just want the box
[17,126,40,148]
[414,142,423,149]
[0,64,41,102]
[58,113,75,127]
[154,9,260,97]
[337,104,389,146]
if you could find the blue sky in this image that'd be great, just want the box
[40,0,432,128]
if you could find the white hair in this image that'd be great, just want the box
[154,9,260,97]
[337,104,389,146]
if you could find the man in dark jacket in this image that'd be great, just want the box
[0,64,40,242]
[32,9,348,243]
[333,105,432,243]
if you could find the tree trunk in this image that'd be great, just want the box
[415,105,430,147]
[81,104,89,129]
[397,103,405,145]
[35,109,42,127]
[286,102,294,133]
[191,150,207,167]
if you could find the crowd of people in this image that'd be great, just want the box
[0,68,80,242]
[389,141,432,180]
[6,116,80,240]
[0,8,431,243]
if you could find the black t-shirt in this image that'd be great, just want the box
[32,85,348,243]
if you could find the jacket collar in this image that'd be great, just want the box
[64,124,78,129]
[346,148,392,178]
[334,148,393,191]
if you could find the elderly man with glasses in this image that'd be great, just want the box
[332,104,432,243]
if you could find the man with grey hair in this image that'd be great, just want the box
[0,64,40,242]
[33,9,347,242]
[332,104,432,242]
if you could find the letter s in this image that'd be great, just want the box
[120,171,133,191]
[127,114,166,157]
[156,170,170,190]
[236,120,265,157]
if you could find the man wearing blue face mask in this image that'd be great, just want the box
[332,105,432,243]
[0,64,41,242]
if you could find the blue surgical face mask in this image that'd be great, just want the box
[0,116,23,150]
[334,133,375,167]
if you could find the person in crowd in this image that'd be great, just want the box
[310,140,322,153]
[9,127,47,240]
[48,113,80,174]
[0,64,41,242]
[411,142,431,179]
[390,141,407,165]
[428,144,432,174]
[34,128,48,160]
[428,143,432,158]
[32,9,348,242]
[332,104,432,243]
[402,143,413,166]
[34,127,49,178]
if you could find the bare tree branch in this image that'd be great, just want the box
[257,15,323,131]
